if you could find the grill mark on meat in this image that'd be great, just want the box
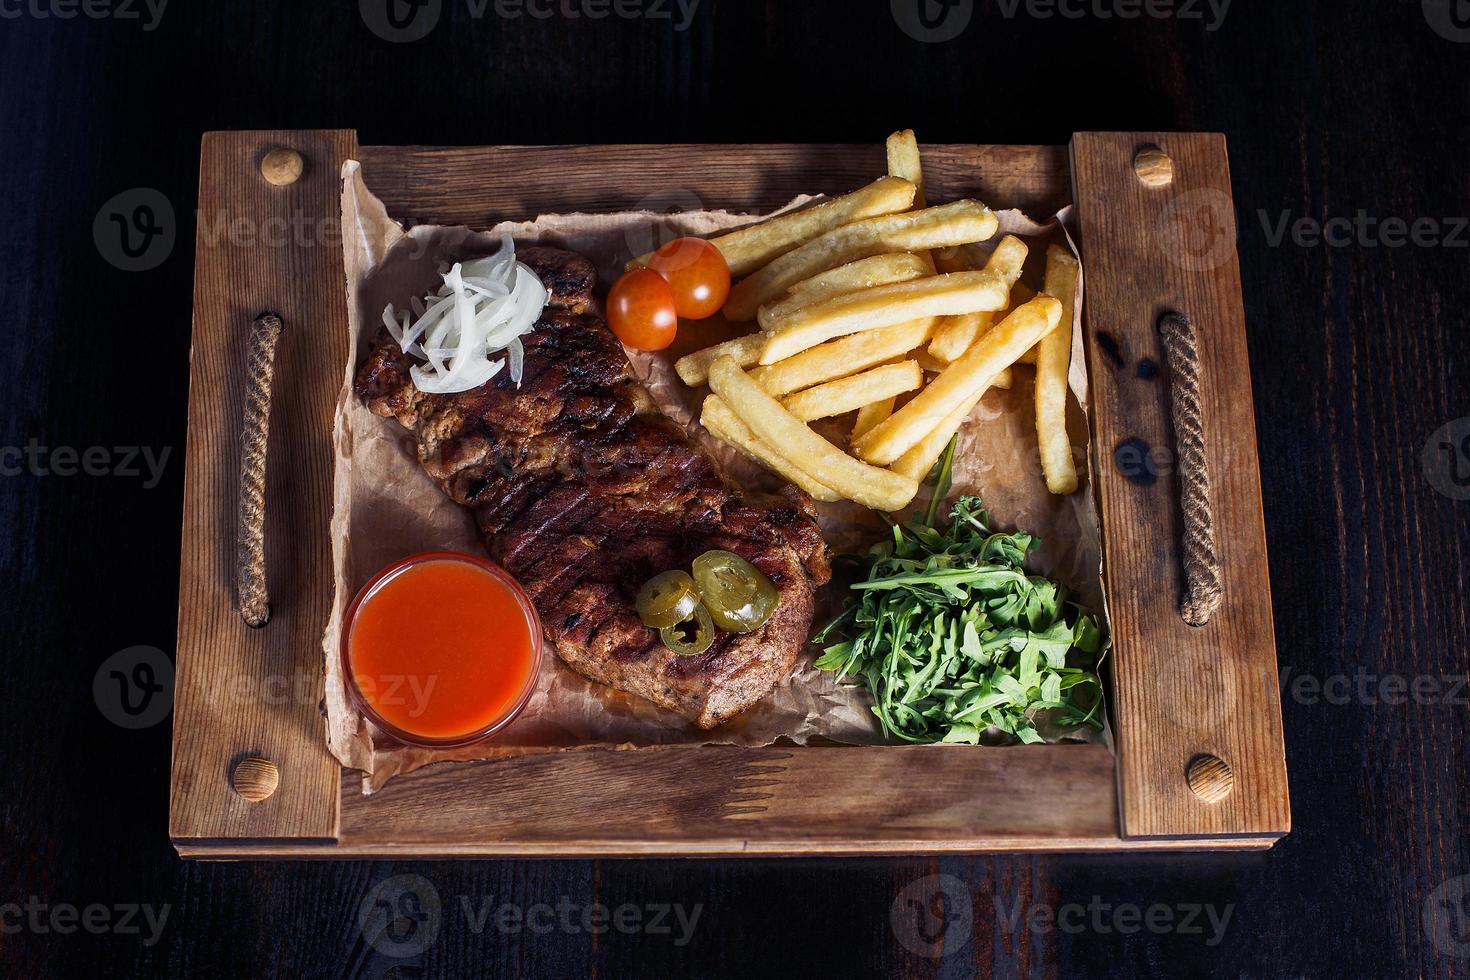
[355,244,830,729]
[517,245,596,312]
[474,471,557,532]
[519,534,610,609]
[498,484,602,571]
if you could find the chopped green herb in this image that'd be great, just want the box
[813,438,1105,745]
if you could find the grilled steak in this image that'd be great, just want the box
[355,245,831,728]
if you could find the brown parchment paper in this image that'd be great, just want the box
[325,160,1106,793]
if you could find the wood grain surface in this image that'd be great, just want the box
[169,129,357,843]
[178,745,1268,858]
[1070,132,1289,840]
[357,142,1071,224]
[2,2,1466,978]
[336,745,1127,856]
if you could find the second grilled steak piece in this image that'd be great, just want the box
[355,244,831,728]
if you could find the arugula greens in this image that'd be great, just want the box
[813,439,1105,745]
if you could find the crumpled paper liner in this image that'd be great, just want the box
[325,160,1107,793]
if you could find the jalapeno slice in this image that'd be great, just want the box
[691,549,779,633]
[635,570,700,629]
[659,602,716,656]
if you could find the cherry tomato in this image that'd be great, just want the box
[646,237,731,320]
[608,268,678,350]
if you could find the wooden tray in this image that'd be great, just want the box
[169,131,1289,857]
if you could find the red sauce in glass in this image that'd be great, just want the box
[344,553,540,745]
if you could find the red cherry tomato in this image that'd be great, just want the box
[646,237,731,320]
[607,268,679,351]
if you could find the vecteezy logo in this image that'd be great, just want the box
[358,874,443,958]
[1424,0,1470,42]
[891,0,974,42]
[1164,187,1238,271]
[93,646,174,729]
[1425,874,1470,957]
[93,188,175,272]
[890,873,973,958]
[1423,418,1470,500]
[360,0,442,43]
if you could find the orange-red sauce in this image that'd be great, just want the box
[346,555,539,743]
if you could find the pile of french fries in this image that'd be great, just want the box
[639,131,1081,513]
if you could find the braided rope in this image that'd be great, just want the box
[1158,311,1223,627]
[237,312,283,628]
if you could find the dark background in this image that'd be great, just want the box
[2,0,1468,977]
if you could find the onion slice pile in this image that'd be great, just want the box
[382,234,549,394]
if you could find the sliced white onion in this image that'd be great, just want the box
[507,336,525,385]
[387,234,549,394]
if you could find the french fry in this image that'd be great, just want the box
[708,356,918,512]
[723,200,999,321]
[912,349,944,373]
[928,236,1030,363]
[758,252,931,328]
[1037,244,1081,494]
[884,129,939,275]
[1008,284,1040,364]
[891,385,987,482]
[673,332,766,387]
[780,361,923,422]
[785,251,933,301]
[759,271,1007,364]
[750,317,934,397]
[886,129,927,207]
[631,176,918,278]
[853,296,1063,465]
[852,397,895,444]
[913,349,941,373]
[892,287,1032,481]
[912,349,1013,389]
[989,236,1029,277]
[932,284,1040,365]
[701,396,841,502]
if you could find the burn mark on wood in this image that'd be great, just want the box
[1095,330,1126,369]
[1137,357,1160,380]
[1114,437,1158,486]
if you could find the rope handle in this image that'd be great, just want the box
[236,312,284,628]
[1158,311,1223,627]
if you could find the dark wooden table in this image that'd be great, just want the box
[2,2,1466,976]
